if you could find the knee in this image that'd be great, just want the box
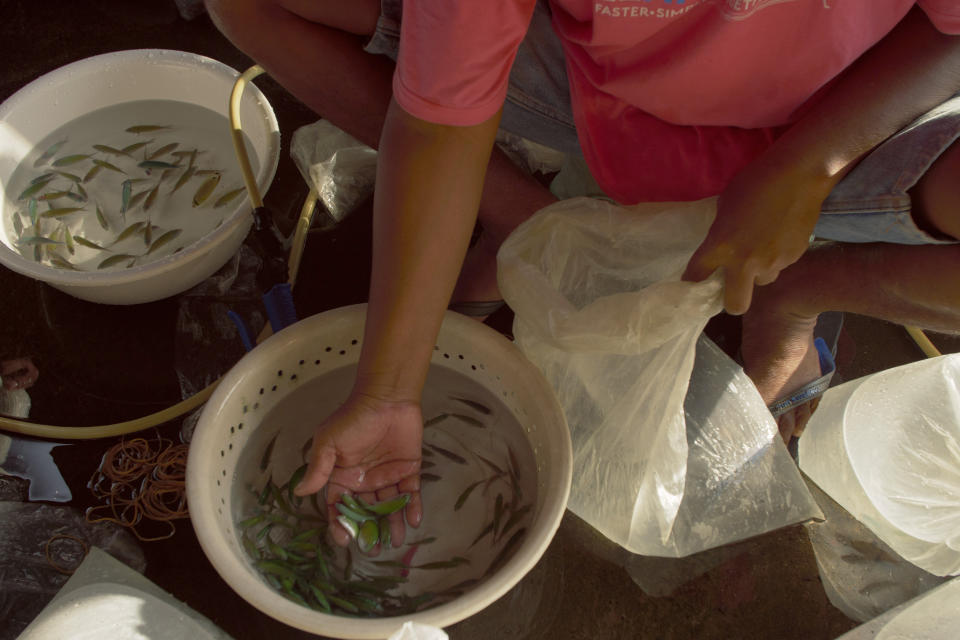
[204,0,270,45]
[912,141,960,241]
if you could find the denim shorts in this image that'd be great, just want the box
[366,0,960,246]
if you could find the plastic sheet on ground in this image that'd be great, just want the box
[498,196,821,557]
[0,501,146,640]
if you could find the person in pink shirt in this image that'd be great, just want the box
[207,0,960,546]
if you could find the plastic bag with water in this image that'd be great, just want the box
[498,196,821,557]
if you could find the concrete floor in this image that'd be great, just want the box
[1,3,958,639]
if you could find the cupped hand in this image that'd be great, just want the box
[682,159,830,315]
[294,392,423,550]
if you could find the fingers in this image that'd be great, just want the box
[294,444,337,497]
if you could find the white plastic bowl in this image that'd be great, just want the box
[186,305,572,639]
[0,49,280,304]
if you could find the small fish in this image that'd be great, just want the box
[192,173,221,207]
[500,504,532,539]
[93,144,131,157]
[121,179,133,213]
[113,221,146,244]
[27,199,38,224]
[357,520,379,553]
[125,125,171,134]
[17,177,53,200]
[485,528,526,577]
[476,453,505,475]
[121,140,151,154]
[427,443,467,465]
[194,169,222,176]
[38,190,72,201]
[337,515,360,539]
[366,493,410,516]
[407,536,437,546]
[423,414,449,428]
[452,397,493,415]
[92,159,126,174]
[40,207,85,219]
[145,229,182,255]
[143,184,160,211]
[454,480,484,511]
[12,213,23,238]
[336,502,374,523]
[146,142,179,159]
[214,187,246,208]
[49,254,78,270]
[451,413,486,429]
[411,557,470,571]
[126,189,149,211]
[286,464,307,503]
[52,170,83,184]
[172,165,197,193]
[95,204,109,230]
[98,254,136,269]
[52,154,92,167]
[62,225,75,255]
[138,160,180,170]
[420,473,442,483]
[260,433,278,471]
[73,236,109,251]
[17,235,60,246]
[33,139,67,167]
[83,165,103,183]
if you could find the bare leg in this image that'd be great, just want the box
[206,0,554,307]
[743,140,960,441]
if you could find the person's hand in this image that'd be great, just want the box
[682,159,830,314]
[1,358,39,391]
[294,392,423,550]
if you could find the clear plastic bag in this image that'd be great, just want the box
[498,196,821,556]
[290,119,377,224]
[800,355,960,576]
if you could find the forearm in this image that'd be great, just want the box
[767,7,960,192]
[354,99,500,402]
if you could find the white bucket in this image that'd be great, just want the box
[799,355,960,576]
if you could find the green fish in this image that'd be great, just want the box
[192,173,220,206]
[121,141,152,154]
[73,235,109,251]
[95,204,109,230]
[33,139,67,167]
[146,142,179,159]
[114,221,146,244]
[143,184,160,211]
[17,177,53,200]
[214,187,246,208]
[92,159,126,174]
[98,253,136,269]
[172,165,197,193]
[51,154,92,167]
[40,207,85,219]
[62,225,75,255]
[83,164,103,183]
[138,160,180,170]
[125,125,171,134]
[52,170,83,184]
[12,213,23,238]
[145,229,182,255]
[93,144,131,157]
[17,235,60,246]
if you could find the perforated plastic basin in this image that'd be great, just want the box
[0,49,280,304]
[186,305,572,639]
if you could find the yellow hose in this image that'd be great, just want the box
[905,325,942,358]
[0,65,316,441]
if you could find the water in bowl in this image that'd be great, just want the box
[231,362,539,617]
[2,99,258,271]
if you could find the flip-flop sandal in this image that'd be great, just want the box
[448,300,506,318]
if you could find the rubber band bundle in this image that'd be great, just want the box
[86,437,190,541]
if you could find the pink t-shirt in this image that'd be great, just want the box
[393,0,960,203]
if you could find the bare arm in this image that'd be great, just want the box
[296,99,500,545]
[684,7,960,313]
